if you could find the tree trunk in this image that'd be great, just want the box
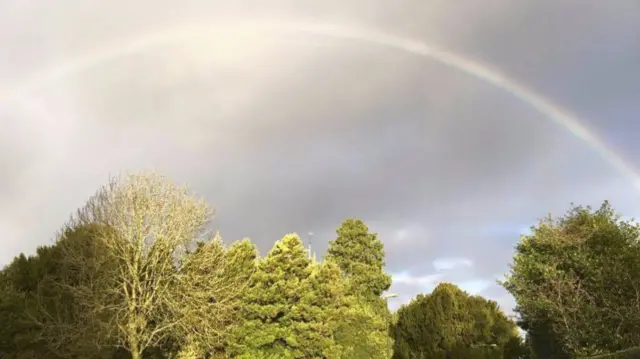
[130,348,142,359]
[130,339,142,359]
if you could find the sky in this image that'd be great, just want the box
[1,0,640,314]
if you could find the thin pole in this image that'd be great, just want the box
[308,232,314,260]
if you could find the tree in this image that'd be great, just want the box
[291,260,349,358]
[202,238,259,358]
[326,219,392,298]
[0,224,125,359]
[0,255,53,359]
[325,219,394,359]
[230,233,309,358]
[223,238,259,287]
[391,283,521,359]
[501,201,640,358]
[173,236,260,358]
[172,234,255,358]
[505,335,535,359]
[231,233,345,358]
[36,172,245,359]
[333,298,394,359]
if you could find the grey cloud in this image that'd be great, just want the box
[1,0,639,314]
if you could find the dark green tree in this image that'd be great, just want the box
[502,201,640,358]
[0,224,121,359]
[392,283,521,359]
[0,253,52,359]
[326,219,392,297]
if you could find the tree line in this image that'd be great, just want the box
[0,172,638,358]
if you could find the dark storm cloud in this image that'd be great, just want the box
[1,0,639,312]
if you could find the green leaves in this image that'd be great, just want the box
[232,233,347,358]
[392,283,520,359]
[326,219,394,359]
[14,172,640,358]
[326,219,392,298]
[502,201,640,358]
[230,222,396,359]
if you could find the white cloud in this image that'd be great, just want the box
[392,272,443,288]
[456,279,494,295]
[432,257,474,272]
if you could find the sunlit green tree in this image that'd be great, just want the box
[231,233,345,358]
[326,219,394,359]
[502,201,640,358]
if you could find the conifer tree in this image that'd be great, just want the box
[224,238,259,286]
[208,238,259,358]
[231,234,313,358]
[326,219,392,298]
[175,233,251,358]
[291,260,349,358]
[326,219,394,359]
[392,283,521,359]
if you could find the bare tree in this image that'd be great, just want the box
[38,172,246,359]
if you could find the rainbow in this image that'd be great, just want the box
[2,19,639,191]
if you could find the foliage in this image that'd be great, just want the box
[201,238,260,357]
[229,233,347,358]
[392,282,521,359]
[223,238,259,287]
[0,224,122,359]
[23,172,245,359]
[43,172,217,359]
[172,233,253,358]
[5,172,640,359]
[0,254,57,359]
[502,201,640,358]
[326,218,392,298]
[333,297,392,359]
[326,218,394,358]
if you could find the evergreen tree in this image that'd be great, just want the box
[326,219,392,297]
[174,233,250,358]
[291,260,349,358]
[208,238,259,358]
[232,233,329,358]
[326,219,394,359]
[224,238,259,286]
[334,298,394,359]
[392,283,521,359]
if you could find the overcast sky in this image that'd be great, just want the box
[1,0,639,314]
